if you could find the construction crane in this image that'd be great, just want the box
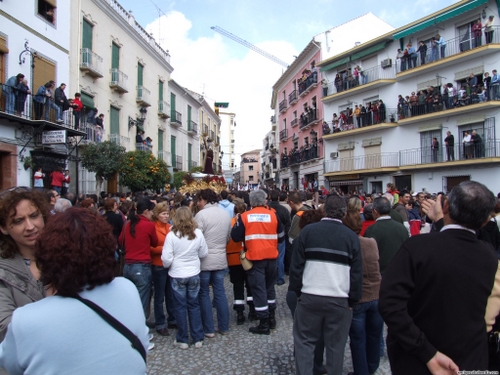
[211,26,290,68]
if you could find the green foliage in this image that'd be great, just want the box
[173,171,188,190]
[80,141,125,179]
[118,151,171,192]
[190,165,203,173]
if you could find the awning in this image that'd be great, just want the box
[0,35,8,54]
[330,180,363,186]
[320,57,350,72]
[45,0,57,8]
[351,42,387,61]
[136,125,145,132]
[80,93,95,110]
[393,0,489,40]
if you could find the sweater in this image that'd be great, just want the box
[358,236,381,304]
[162,228,208,278]
[194,203,231,271]
[0,253,45,341]
[119,216,158,264]
[379,228,498,373]
[364,217,409,275]
[0,278,148,375]
[151,221,171,266]
[289,220,362,306]
[50,171,65,188]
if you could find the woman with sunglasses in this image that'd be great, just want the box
[0,189,49,341]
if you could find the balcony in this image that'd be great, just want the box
[288,90,298,105]
[170,110,182,127]
[158,150,171,164]
[210,130,215,142]
[323,65,396,103]
[80,48,104,78]
[188,160,198,170]
[136,142,152,153]
[188,120,198,135]
[173,155,183,171]
[279,99,288,113]
[299,109,320,131]
[158,100,170,119]
[279,128,288,142]
[324,152,399,175]
[109,133,130,149]
[136,86,151,107]
[80,124,105,145]
[203,124,209,135]
[298,74,319,97]
[323,108,398,140]
[396,26,500,79]
[291,118,298,127]
[396,92,500,126]
[287,146,319,166]
[109,68,128,93]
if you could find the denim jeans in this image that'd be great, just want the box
[277,240,286,284]
[349,300,384,375]
[45,101,61,121]
[199,269,229,333]
[5,90,15,114]
[123,263,152,317]
[171,275,204,344]
[151,265,176,330]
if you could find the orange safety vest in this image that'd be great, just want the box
[227,217,244,266]
[241,206,279,261]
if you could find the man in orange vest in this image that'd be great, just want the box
[231,190,285,335]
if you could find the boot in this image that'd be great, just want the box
[248,305,257,321]
[236,311,246,325]
[269,310,276,330]
[249,318,270,335]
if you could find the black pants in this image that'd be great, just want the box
[246,259,277,319]
[229,265,253,311]
[33,101,44,120]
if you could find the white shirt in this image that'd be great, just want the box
[162,228,208,278]
[463,134,472,143]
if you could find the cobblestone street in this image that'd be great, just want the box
[146,274,392,375]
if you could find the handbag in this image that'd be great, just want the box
[240,250,253,271]
[72,294,147,363]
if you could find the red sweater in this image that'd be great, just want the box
[50,171,65,187]
[119,215,158,264]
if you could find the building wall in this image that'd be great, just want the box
[240,150,261,186]
[219,111,236,180]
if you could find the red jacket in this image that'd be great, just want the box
[119,215,158,264]
[50,171,65,187]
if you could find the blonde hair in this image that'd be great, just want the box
[348,197,362,211]
[152,201,170,222]
[171,207,197,240]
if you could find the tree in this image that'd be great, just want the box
[80,141,125,192]
[119,151,171,192]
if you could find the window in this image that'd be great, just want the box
[283,118,287,129]
[249,176,254,181]
[37,0,56,25]
[137,63,144,87]
[111,43,120,70]
[187,105,192,125]
[420,130,442,163]
[158,130,164,152]
[171,93,176,111]
[171,135,176,167]
[82,19,93,51]
[110,106,120,135]
[304,137,309,147]
[249,165,254,171]
[33,55,56,98]
[158,80,164,102]
[188,143,192,170]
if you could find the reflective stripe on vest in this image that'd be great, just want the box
[245,234,278,241]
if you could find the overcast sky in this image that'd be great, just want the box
[118,0,457,168]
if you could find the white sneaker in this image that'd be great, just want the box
[148,333,154,341]
[148,342,155,351]
[194,341,203,349]
[174,340,189,350]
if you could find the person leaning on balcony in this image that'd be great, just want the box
[321,78,328,97]
[396,49,405,71]
[334,73,342,93]
[436,33,446,59]
[472,19,483,48]
[491,70,500,100]
[485,15,495,44]
[407,43,417,69]
[54,83,70,122]
[4,73,24,115]
[15,79,30,117]
[32,82,51,120]
[70,93,83,130]
[416,41,427,65]
[463,131,473,159]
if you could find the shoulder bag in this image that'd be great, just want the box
[71,294,147,363]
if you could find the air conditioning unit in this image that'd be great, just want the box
[330,152,339,159]
[381,58,392,69]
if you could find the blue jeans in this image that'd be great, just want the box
[45,101,61,121]
[199,269,229,333]
[123,263,152,317]
[277,240,286,284]
[349,300,384,375]
[151,265,176,329]
[171,275,204,344]
[5,90,15,114]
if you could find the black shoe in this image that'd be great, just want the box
[269,311,276,330]
[249,319,270,335]
[248,306,257,321]
[156,327,170,336]
[167,323,178,329]
[237,311,246,325]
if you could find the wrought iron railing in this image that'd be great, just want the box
[326,65,396,96]
[80,48,104,76]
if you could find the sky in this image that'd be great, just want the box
[117,0,458,169]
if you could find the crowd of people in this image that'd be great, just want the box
[1,180,500,374]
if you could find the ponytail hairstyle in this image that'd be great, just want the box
[128,199,155,237]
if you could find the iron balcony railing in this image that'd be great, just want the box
[158,100,169,117]
[136,142,152,153]
[327,65,396,96]
[322,107,397,135]
[109,133,130,149]
[210,130,215,141]
[288,90,298,104]
[287,146,319,166]
[291,118,298,127]
[136,86,151,106]
[81,124,105,144]
[324,152,399,173]
[299,109,318,130]
[279,99,288,112]
[188,160,198,170]
[279,128,288,141]
[109,68,128,92]
[188,120,198,133]
[395,26,500,74]
[80,48,104,77]
[170,110,182,126]
[298,74,319,96]
[175,155,183,170]
[203,124,209,134]
[158,150,171,163]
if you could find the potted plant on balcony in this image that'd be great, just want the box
[21,156,35,171]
